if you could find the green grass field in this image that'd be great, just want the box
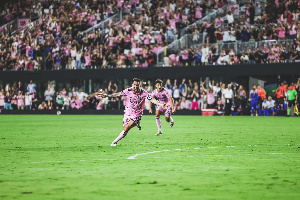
[0,115,300,200]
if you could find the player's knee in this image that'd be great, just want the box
[123,126,130,132]
[156,115,160,118]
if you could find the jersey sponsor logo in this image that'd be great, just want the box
[129,96,143,105]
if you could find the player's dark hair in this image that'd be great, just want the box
[155,79,163,85]
[133,78,141,83]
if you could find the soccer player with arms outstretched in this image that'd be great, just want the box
[149,79,175,135]
[94,78,169,146]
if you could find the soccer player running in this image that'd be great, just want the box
[149,79,175,135]
[95,78,169,146]
[286,84,298,117]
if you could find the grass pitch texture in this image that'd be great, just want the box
[0,115,300,200]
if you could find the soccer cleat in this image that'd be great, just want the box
[251,113,253,116]
[137,123,142,130]
[110,142,117,146]
[256,114,258,116]
[170,121,174,127]
[155,131,162,136]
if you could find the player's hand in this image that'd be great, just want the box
[172,108,176,114]
[97,90,106,98]
[149,109,152,114]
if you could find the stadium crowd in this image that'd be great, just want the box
[1,0,300,70]
[0,0,127,70]
[0,0,267,70]
[1,78,299,116]
[0,1,41,27]
[165,0,300,66]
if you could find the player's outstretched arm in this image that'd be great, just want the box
[89,90,103,99]
[89,92,98,99]
[99,91,121,98]
[149,101,153,113]
[169,97,175,113]
[150,98,170,109]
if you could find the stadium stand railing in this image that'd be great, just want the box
[0,14,40,35]
[156,37,294,65]
[180,6,227,37]
[81,2,141,35]
[81,12,122,35]
[0,19,18,35]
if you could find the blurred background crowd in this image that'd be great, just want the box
[1,0,300,71]
[1,78,299,116]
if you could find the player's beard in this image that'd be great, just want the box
[134,87,139,93]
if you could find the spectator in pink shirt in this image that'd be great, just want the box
[180,97,189,110]
[288,21,297,40]
[169,53,179,66]
[155,32,163,43]
[61,88,67,97]
[144,31,151,45]
[74,96,83,109]
[191,86,199,110]
[277,23,286,40]
[180,48,189,66]
[0,90,4,109]
[70,97,76,109]
[195,5,203,20]
[207,89,215,108]
[17,91,25,110]
[84,52,92,69]
[215,15,224,27]
[25,43,31,57]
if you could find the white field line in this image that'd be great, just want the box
[127,145,299,160]
[127,149,173,159]
[1,145,298,164]
[127,146,234,159]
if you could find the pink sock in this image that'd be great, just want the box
[113,130,128,144]
[156,117,161,131]
[170,117,173,122]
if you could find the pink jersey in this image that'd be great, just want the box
[61,91,67,97]
[120,88,152,117]
[17,95,25,106]
[151,88,172,107]
[207,92,215,105]
[169,19,176,29]
[0,94,4,106]
[26,45,31,57]
[85,55,91,65]
[195,7,202,19]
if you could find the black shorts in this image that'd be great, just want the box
[57,104,63,109]
[288,100,295,107]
